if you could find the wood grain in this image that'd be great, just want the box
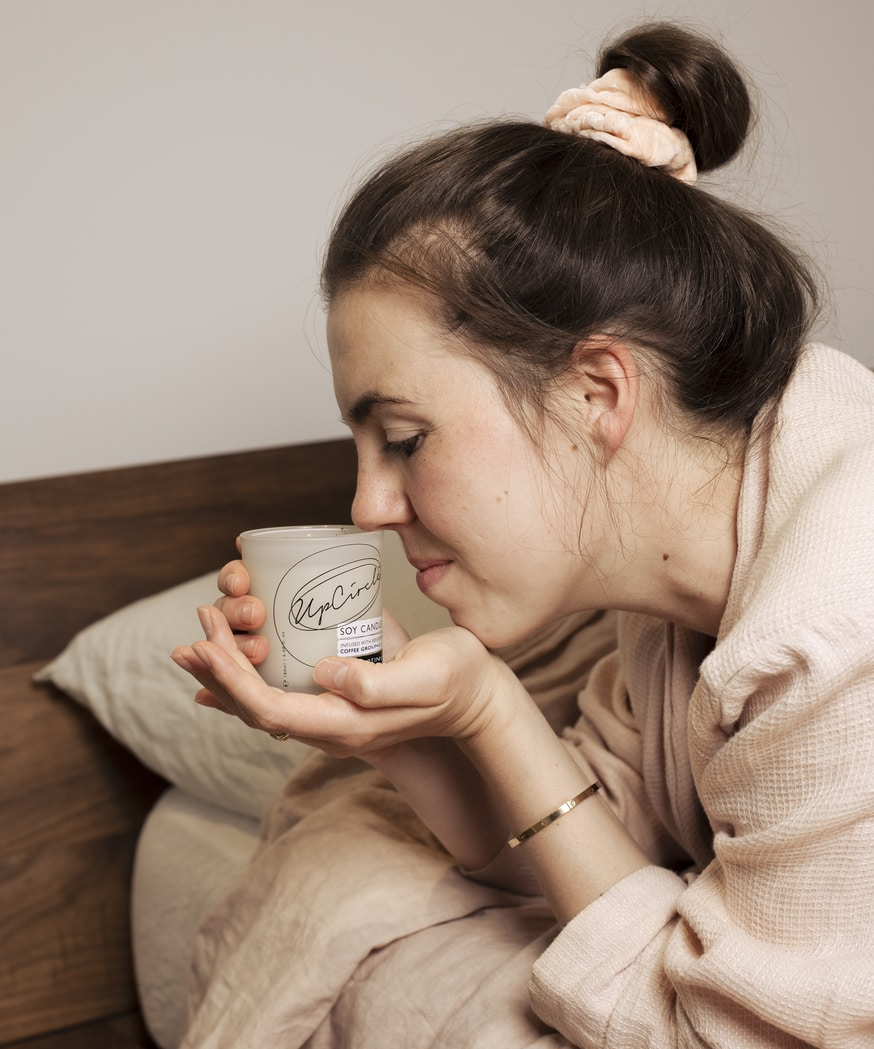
[0,1010,158,1049]
[0,665,165,1044]
[0,438,358,666]
[1,666,165,855]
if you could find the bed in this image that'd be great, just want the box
[2,435,619,1049]
[0,435,463,1048]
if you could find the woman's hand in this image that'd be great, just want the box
[171,603,512,764]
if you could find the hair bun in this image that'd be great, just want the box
[597,22,752,173]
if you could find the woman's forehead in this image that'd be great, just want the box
[328,282,433,337]
[327,284,473,375]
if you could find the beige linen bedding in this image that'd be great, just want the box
[180,611,618,1049]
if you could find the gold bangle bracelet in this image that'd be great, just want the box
[507,781,601,848]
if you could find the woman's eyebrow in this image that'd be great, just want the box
[343,393,413,426]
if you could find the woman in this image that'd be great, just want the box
[172,21,874,1048]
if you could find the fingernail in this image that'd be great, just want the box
[171,648,193,671]
[238,602,255,627]
[196,606,213,635]
[314,657,348,691]
[192,641,213,669]
[238,635,261,658]
[226,571,238,593]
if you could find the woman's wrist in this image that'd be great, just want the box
[456,672,650,919]
[459,685,590,831]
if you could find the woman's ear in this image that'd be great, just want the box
[570,338,639,455]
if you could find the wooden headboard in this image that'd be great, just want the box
[0,438,357,1045]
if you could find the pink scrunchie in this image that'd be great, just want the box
[545,68,697,184]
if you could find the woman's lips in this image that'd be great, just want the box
[413,559,452,594]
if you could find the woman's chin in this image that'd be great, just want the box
[446,608,540,651]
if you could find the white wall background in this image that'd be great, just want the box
[2,0,871,483]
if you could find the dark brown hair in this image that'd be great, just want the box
[321,22,819,436]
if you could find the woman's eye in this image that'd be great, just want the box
[383,434,424,459]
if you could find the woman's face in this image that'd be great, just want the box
[327,283,600,648]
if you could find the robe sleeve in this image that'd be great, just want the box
[530,597,874,1047]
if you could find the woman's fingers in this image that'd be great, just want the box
[175,608,260,700]
[170,644,231,712]
[217,557,249,597]
[212,557,268,663]
[176,636,367,747]
[196,603,242,651]
[215,557,266,632]
[175,611,297,735]
[312,627,500,739]
[311,651,436,714]
[214,592,266,631]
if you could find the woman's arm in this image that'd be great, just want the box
[174,605,649,919]
[355,654,650,917]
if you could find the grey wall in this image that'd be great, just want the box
[3,0,870,482]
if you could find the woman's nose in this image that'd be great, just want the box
[351,463,415,532]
